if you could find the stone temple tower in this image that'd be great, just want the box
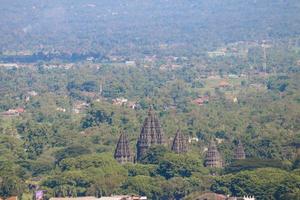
[234,140,246,160]
[171,130,188,153]
[205,139,223,168]
[114,131,133,164]
[136,106,165,161]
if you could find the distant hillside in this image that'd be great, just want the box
[1,0,300,53]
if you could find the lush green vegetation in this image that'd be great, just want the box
[211,168,300,199]
[1,0,300,56]
[0,54,299,199]
[0,1,300,200]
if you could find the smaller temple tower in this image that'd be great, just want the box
[205,139,223,168]
[234,140,246,160]
[114,131,133,164]
[171,130,188,153]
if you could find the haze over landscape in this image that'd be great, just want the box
[0,1,300,200]
[1,0,300,54]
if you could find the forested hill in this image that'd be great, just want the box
[1,0,300,53]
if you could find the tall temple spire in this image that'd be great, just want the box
[136,106,165,161]
[171,130,188,153]
[205,139,223,168]
[114,131,133,164]
[234,140,246,160]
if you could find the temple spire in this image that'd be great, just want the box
[234,140,246,160]
[114,131,133,164]
[136,106,165,161]
[148,105,153,115]
[171,130,188,153]
[205,139,223,168]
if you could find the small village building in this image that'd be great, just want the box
[125,61,136,67]
[0,63,19,68]
[86,57,94,61]
[228,74,239,79]
[49,195,147,200]
[218,80,231,88]
[192,96,210,106]
[112,98,128,106]
[207,51,226,58]
[73,101,89,113]
[193,193,255,200]
[1,108,25,117]
[25,96,31,102]
[188,137,199,143]
[193,98,204,106]
[99,195,146,200]
[56,107,66,112]
[193,192,227,200]
[28,91,38,96]
[0,196,18,200]
[233,97,238,103]
[50,197,99,200]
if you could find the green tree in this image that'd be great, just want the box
[54,145,91,164]
[140,146,168,164]
[121,176,164,200]
[274,176,300,200]
[157,153,208,179]
[0,159,25,199]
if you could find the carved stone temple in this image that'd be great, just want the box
[136,107,165,161]
[234,140,246,160]
[114,131,133,164]
[171,129,188,153]
[205,139,223,168]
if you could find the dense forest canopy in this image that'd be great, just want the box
[1,0,300,54]
[0,0,300,200]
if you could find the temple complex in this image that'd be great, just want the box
[171,129,188,153]
[234,140,246,160]
[112,106,245,169]
[136,107,165,161]
[114,132,133,164]
[205,140,223,168]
